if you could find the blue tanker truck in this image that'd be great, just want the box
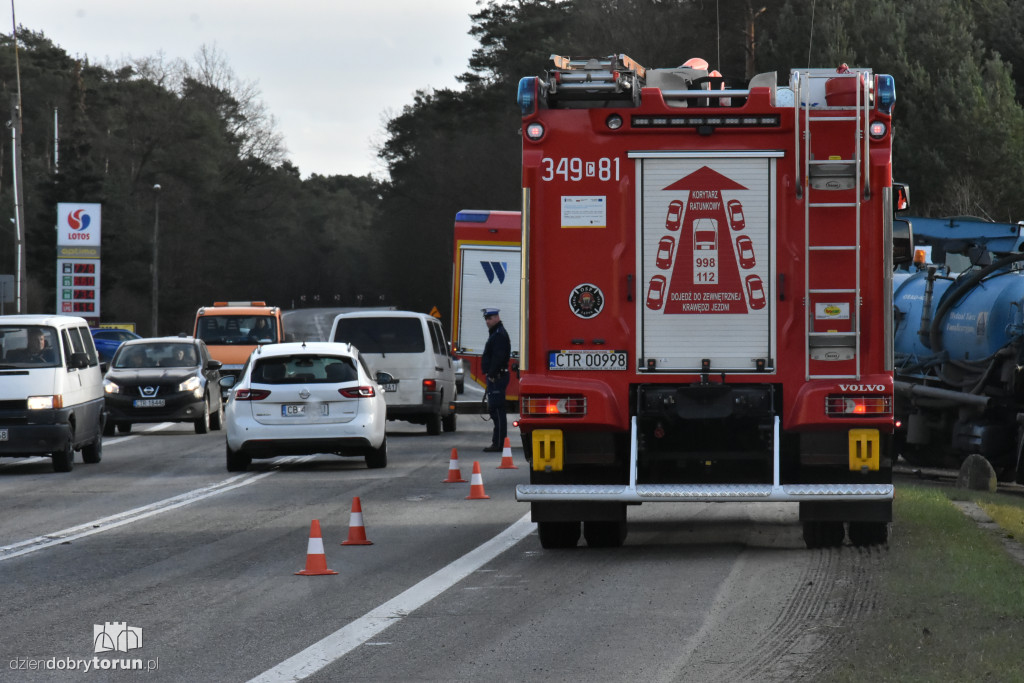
[893,215,1024,479]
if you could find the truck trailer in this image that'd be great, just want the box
[451,209,522,401]
[514,55,903,549]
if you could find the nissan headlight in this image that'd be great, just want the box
[178,376,203,398]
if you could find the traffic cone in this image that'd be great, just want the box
[341,497,373,546]
[466,461,490,500]
[443,447,468,483]
[497,437,518,469]
[295,520,338,576]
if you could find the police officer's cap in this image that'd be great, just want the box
[482,308,500,318]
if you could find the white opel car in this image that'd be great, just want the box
[221,342,390,472]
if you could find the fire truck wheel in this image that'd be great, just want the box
[583,520,627,548]
[537,521,581,549]
[802,521,845,549]
[847,521,888,547]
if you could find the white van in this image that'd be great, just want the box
[0,315,106,472]
[330,311,457,434]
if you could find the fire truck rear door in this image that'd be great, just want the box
[633,151,780,372]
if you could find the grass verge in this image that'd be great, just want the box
[826,483,1024,682]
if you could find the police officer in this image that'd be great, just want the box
[481,308,511,452]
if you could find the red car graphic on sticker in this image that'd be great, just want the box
[665,200,684,231]
[728,199,745,231]
[656,236,676,269]
[646,275,667,310]
[745,274,766,310]
[735,235,755,269]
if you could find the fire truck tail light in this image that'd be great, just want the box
[869,121,887,139]
[606,114,623,130]
[518,77,539,116]
[826,395,892,417]
[521,396,587,417]
[525,122,545,140]
[876,74,896,115]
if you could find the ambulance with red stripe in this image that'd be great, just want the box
[514,55,906,549]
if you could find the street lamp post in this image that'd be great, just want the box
[150,184,161,336]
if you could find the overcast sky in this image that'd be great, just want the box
[17,1,483,179]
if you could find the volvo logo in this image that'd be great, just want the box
[838,384,886,392]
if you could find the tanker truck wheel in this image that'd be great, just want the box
[537,521,580,549]
[848,521,889,547]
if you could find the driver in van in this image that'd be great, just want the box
[11,327,54,364]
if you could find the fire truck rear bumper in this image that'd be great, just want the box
[515,482,893,502]
[517,415,893,503]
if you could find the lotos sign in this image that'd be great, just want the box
[57,203,102,257]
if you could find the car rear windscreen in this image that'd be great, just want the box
[333,317,425,354]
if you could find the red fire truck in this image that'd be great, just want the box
[451,209,522,401]
[515,55,902,549]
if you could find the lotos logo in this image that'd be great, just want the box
[839,384,886,392]
[67,209,91,231]
[823,305,842,317]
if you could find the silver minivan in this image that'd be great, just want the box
[330,311,457,435]
[0,315,106,471]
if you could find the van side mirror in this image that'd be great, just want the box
[207,359,223,371]
[376,372,395,385]
[69,352,90,370]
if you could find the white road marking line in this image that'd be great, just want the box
[249,513,536,683]
[0,455,315,560]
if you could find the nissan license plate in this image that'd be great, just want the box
[0,428,7,441]
[133,398,165,408]
[382,382,398,392]
[548,350,628,371]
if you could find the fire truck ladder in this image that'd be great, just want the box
[793,69,872,380]
[545,54,646,103]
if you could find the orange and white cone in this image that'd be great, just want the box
[295,520,338,576]
[443,447,468,483]
[341,497,373,546]
[497,437,518,469]
[466,461,490,500]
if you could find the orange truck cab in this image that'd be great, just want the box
[193,302,285,390]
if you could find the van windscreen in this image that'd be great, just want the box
[333,317,425,354]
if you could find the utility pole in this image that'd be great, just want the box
[150,184,161,336]
[10,0,27,313]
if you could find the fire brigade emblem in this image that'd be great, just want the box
[569,283,604,319]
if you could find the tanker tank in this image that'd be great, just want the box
[892,216,1024,479]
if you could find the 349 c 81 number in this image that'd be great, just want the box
[542,157,620,182]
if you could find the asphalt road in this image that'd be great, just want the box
[1,417,883,683]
